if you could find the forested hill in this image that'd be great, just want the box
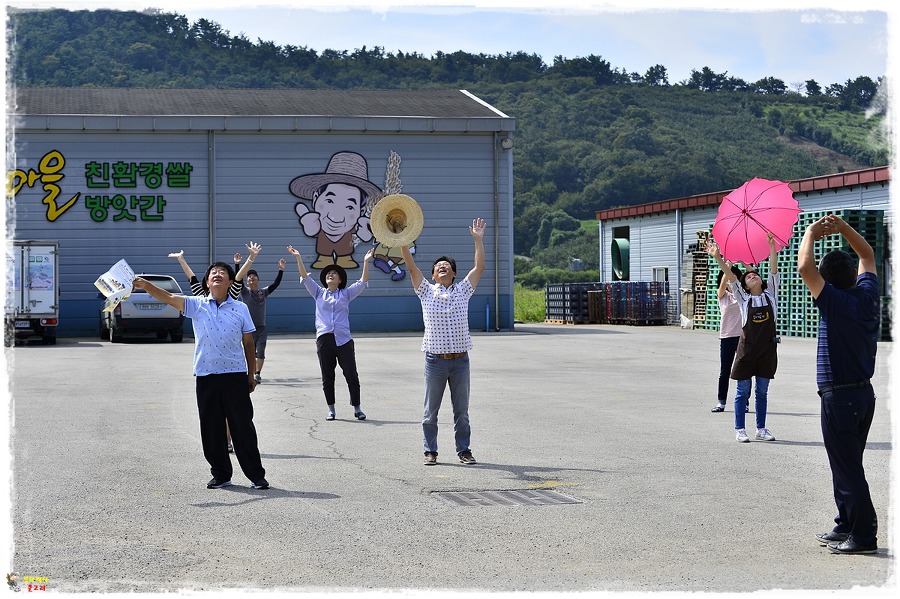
[7,7,889,276]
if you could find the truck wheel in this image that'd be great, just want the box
[110,324,123,343]
[170,329,184,343]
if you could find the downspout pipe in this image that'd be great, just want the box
[675,207,683,324]
[492,132,501,331]
[207,131,216,265]
[598,219,604,282]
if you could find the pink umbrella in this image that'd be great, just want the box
[711,177,800,264]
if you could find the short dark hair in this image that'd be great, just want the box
[247,269,259,279]
[716,264,743,287]
[739,269,768,293]
[432,256,457,282]
[201,262,235,293]
[819,250,857,290]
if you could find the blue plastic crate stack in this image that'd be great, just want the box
[698,209,888,340]
[606,281,669,324]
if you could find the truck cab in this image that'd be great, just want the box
[6,240,59,345]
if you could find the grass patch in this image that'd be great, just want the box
[514,282,545,323]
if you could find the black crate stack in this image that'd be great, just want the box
[545,282,604,324]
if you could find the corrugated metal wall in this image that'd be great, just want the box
[10,131,513,335]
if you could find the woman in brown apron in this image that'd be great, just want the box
[710,234,780,443]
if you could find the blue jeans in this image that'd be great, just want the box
[734,376,770,430]
[422,352,471,455]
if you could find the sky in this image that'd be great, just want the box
[2,0,894,89]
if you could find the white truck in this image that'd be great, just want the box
[5,240,60,345]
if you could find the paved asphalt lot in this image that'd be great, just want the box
[2,323,896,596]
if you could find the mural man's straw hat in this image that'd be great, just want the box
[289,151,383,201]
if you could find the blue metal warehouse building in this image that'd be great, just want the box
[8,88,517,337]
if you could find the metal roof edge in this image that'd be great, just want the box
[14,114,513,133]
[459,89,511,119]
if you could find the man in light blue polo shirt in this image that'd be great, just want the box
[134,261,268,490]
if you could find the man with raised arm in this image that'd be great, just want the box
[798,214,880,555]
[133,261,269,491]
[400,218,486,466]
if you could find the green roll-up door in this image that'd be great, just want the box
[611,238,630,281]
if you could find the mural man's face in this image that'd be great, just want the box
[313,183,363,238]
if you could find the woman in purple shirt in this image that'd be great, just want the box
[288,244,373,421]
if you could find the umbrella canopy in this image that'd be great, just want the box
[711,177,800,264]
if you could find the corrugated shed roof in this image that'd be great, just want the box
[595,167,890,221]
[11,87,508,118]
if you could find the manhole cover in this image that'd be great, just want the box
[432,489,582,507]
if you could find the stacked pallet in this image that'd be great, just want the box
[780,210,887,339]
[545,281,667,325]
[605,281,668,325]
[692,230,711,325]
[545,282,605,324]
[698,209,889,340]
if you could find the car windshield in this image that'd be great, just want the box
[136,276,182,294]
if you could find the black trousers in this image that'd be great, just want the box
[819,383,877,546]
[315,333,360,406]
[717,336,740,404]
[196,372,265,483]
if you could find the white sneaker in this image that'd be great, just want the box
[736,428,750,443]
[755,428,775,441]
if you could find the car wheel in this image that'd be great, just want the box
[170,329,184,343]
[99,316,109,339]
[109,323,123,343]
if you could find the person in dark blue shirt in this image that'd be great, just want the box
[798,214,880,555]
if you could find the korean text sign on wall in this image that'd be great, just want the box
[7,149,192,223]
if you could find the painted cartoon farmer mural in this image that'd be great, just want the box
[290,151,381,269]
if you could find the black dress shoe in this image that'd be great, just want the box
[816,531,849,544]
[827,539,877,555]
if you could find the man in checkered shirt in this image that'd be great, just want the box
[401,218,486,466]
